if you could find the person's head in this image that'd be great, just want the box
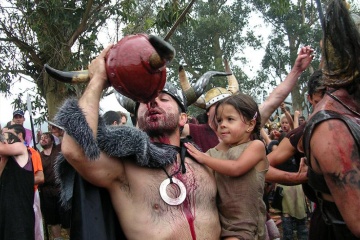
[307,70,326,107]
[12,109,25,125]
[196,112,207,124]
[103,110,121,126]
[118,112,128,125]
[280,115,290,133]
[39,132,55,150]
[48,121,64,138]
[136,82,187,140]
[299,116,306,125]
[214,93,261,145]
[204,87,232,129]
[4,124,26,143]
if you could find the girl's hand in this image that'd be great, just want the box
[184,142,206,164]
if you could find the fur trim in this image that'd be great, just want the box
[54,98,100,160]
[54,153,75,210]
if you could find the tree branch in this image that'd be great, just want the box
[0,22,43,68]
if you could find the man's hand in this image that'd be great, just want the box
[296,157,308,183]
[292,46,314,73]
[88,44,113,90]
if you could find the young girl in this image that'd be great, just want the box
[185,92,269,240]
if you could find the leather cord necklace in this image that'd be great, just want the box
[158,142,188,206]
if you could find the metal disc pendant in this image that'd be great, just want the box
[159,177,187,205]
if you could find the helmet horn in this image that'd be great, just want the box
[148,35,176,68]
[179,65,231,106]
[224,59,239,94]
[44,64,89,83]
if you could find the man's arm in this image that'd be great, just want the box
[259,46,314,127]
[34,170,44,185]
[310,120,360,237]
[61,45,124,188]
[0,141,28,167]
[265,137,307,184]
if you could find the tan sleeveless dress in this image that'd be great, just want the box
[207,142,268,240]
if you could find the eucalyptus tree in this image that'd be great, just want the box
[155,0,262,116]
[0,0,142,121]
[251,0,323,113]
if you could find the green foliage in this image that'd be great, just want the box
[0,0,131,121]
[153,0,262,116]
[251,0,322,110]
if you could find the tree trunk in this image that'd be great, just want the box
[42,73,74,120]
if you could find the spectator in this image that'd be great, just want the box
[7,124,45,240]
[103,110,122,126]
[39,132,71,239]
[6,110,34,147]
[117,111,128,125]
[0,125,35,239]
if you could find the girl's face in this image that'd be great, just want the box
[280,117,290,133]
[216,104,252,146]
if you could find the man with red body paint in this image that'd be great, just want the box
[302,1,360,238]
[60,45,220,239]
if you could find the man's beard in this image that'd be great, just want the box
[40,142,52,150]
[137,112,179,138]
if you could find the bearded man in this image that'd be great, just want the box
[56,45,220,239]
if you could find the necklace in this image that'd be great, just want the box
[326,91,360,117]
[158,140,189,206]
[160,158,186,205]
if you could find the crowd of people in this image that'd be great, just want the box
[1,0,360,239]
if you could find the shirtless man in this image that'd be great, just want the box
[60,45,220,239]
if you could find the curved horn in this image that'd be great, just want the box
[178,65,197,104]
[224,59,239,94]
[183,70,231,106]
[44,64,89,83]
[193,95,206,109]
[114,91,136,115]
[148,35,176,68]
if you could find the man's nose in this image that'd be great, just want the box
[149,98,159,108]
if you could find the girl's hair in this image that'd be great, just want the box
[215,92,261,139]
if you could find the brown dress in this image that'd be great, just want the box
[207,142,268,240]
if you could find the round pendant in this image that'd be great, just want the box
[159,177,187,205]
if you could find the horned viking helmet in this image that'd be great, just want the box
[179,59,239,109]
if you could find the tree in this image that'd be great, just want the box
[251,0,323,113]
[155,0,262,116]
[0,0,138,122]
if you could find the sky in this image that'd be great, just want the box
[0,11,269,131]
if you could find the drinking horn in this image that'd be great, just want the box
[44,34,175,103]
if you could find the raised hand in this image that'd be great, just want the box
[292,46,314,73]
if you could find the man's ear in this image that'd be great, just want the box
[179,113,188,127]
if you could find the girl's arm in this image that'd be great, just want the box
[185,140,265,177]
